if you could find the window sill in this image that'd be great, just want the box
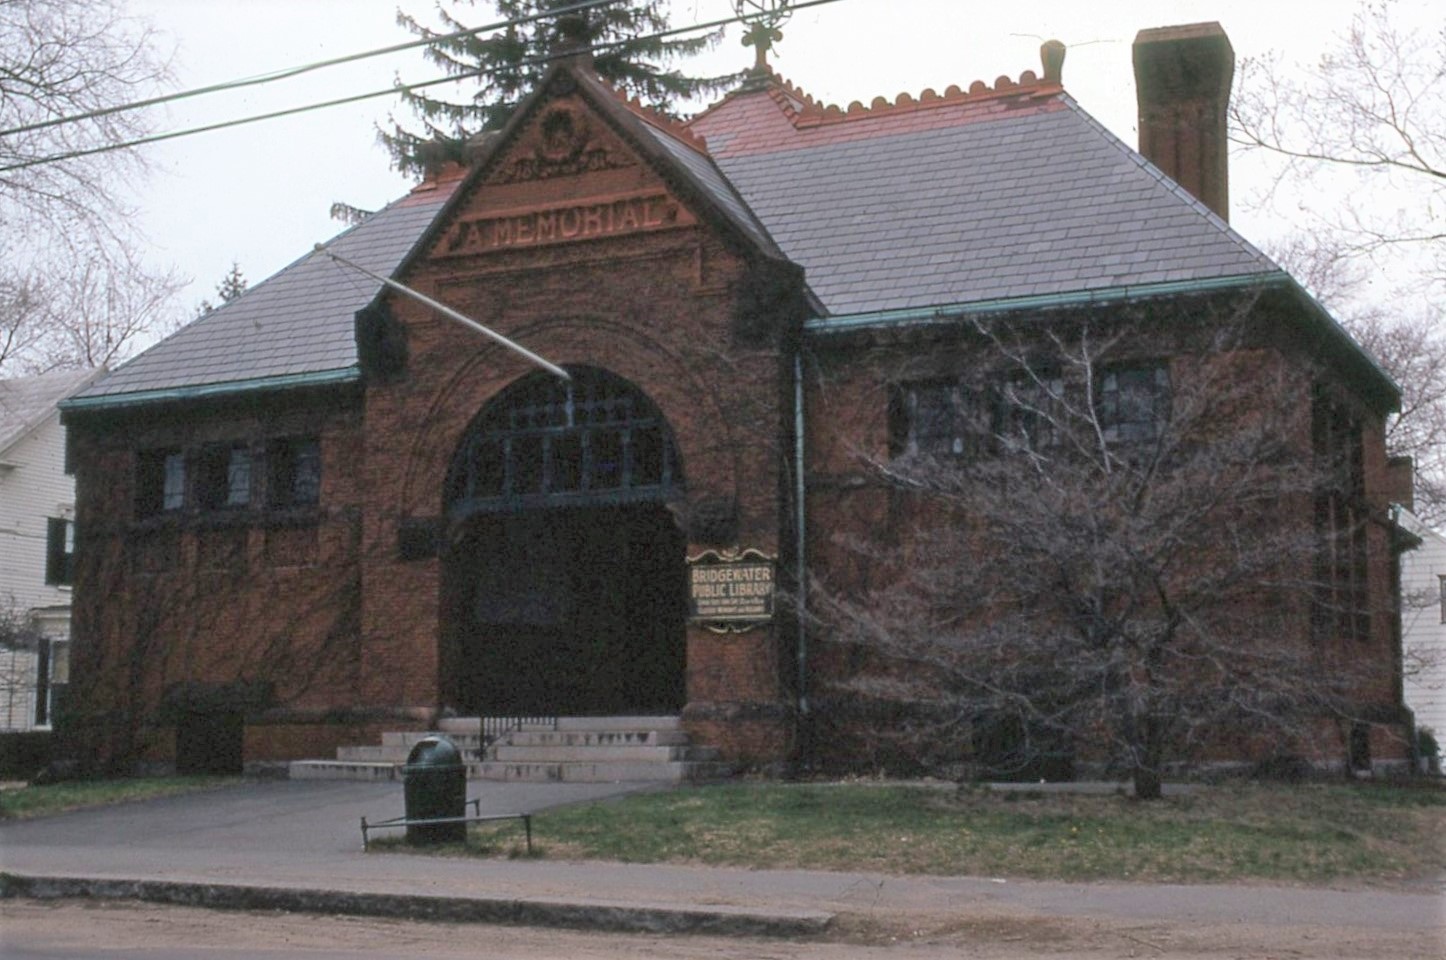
[131,513,185,532]
[263,507,321,529]
[192,509,256,530]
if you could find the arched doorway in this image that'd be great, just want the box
[441,366,686,716]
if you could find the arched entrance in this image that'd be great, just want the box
[441,366,686,716]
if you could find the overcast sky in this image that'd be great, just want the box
[119,0,1434,315]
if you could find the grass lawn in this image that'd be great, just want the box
[0,776,239,820]
[440,780,1446,887]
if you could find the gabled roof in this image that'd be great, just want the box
[687,70,1278,317]
[0,367,100,454]
[394,64,787,287]
[67,180,459,408]
[63,51,1387,412]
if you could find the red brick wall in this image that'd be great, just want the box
[797,300,1409,772]
[64,391,372,771]
[354,88,797,764]
[244,722,394,765]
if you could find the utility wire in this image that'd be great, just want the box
[0,0,849,175]
[0,0,625,140]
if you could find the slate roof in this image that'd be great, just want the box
[0,367,101,453]
[71,61,1290,408]
[72,181,458,404]
[637,121,781,258]
[688,82,1278,316]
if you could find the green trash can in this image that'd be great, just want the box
[402,735,467,845]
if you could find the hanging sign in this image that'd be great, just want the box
[688,548,776,628]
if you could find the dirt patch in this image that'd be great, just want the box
[829,907,1443,959]
[2,899,1440,959]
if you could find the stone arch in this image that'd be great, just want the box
[438,363,689,716]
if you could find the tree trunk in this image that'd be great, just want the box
[1133,764,1163,800]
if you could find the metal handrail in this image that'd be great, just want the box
[479,715,558,759]
[360,798,533,852]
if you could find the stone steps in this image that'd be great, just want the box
[381,731,485,750]
[287,716,729,783]
[505,729,691,748]
[491,743,718,763]
[289,760,402,782]
[467,759,731,783]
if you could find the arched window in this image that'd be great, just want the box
[446,366,682,517]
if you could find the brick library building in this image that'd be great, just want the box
[60,23,1415,780]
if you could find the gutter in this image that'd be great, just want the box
[58,368,361,415]
[793,350,808,719]
[804,273,1288,334]
[806,270,1401,412]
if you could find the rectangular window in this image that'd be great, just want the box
[893,380,984,458]
[137,448,185,518]
[994,371,1064,452]
[196,445,252,510]
[1310,389,1370,644]
[45,518,74,586]
[163,451,185,511]
[1098,363,1170,444]
[227,448,252,506]
[268,437,321,509]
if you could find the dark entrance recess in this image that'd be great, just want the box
[441,367,687,716]
[175,711,244,775]
[972,713,1075,783]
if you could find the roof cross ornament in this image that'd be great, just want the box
[734,0,792,74]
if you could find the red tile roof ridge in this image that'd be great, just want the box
[690,65,1062,133]
[398,164,466,205]
[798,70,1062,128]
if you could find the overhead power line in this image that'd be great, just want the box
[0,0,849,176]
[0,0,625,140]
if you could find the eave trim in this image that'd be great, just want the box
[58,367,361,413]
[803,273,1286,334]
[804,269,1401,413]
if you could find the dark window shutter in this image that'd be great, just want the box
[33,637,51,726]
[45,518,72,585]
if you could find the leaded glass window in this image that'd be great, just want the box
[447,367,680,514]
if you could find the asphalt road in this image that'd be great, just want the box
[1,779,1442,959]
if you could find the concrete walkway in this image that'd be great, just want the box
[1,780,1441,939]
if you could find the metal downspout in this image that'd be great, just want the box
[794,350,808,719]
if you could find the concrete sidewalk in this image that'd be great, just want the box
[1,780,1442,939]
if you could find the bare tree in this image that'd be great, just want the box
[1233,0,1446,523]
[813,306,1384,799]
[1268,235,1446,524]
[1230,0,1444,281]
[0,0,182,376]
[0,598,46,731]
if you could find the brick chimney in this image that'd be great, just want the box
[1133,22,1234,222]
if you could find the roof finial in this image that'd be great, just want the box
[553,12,595,67]
[735,1,793,76]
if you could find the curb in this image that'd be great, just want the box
[0,873,834,939]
